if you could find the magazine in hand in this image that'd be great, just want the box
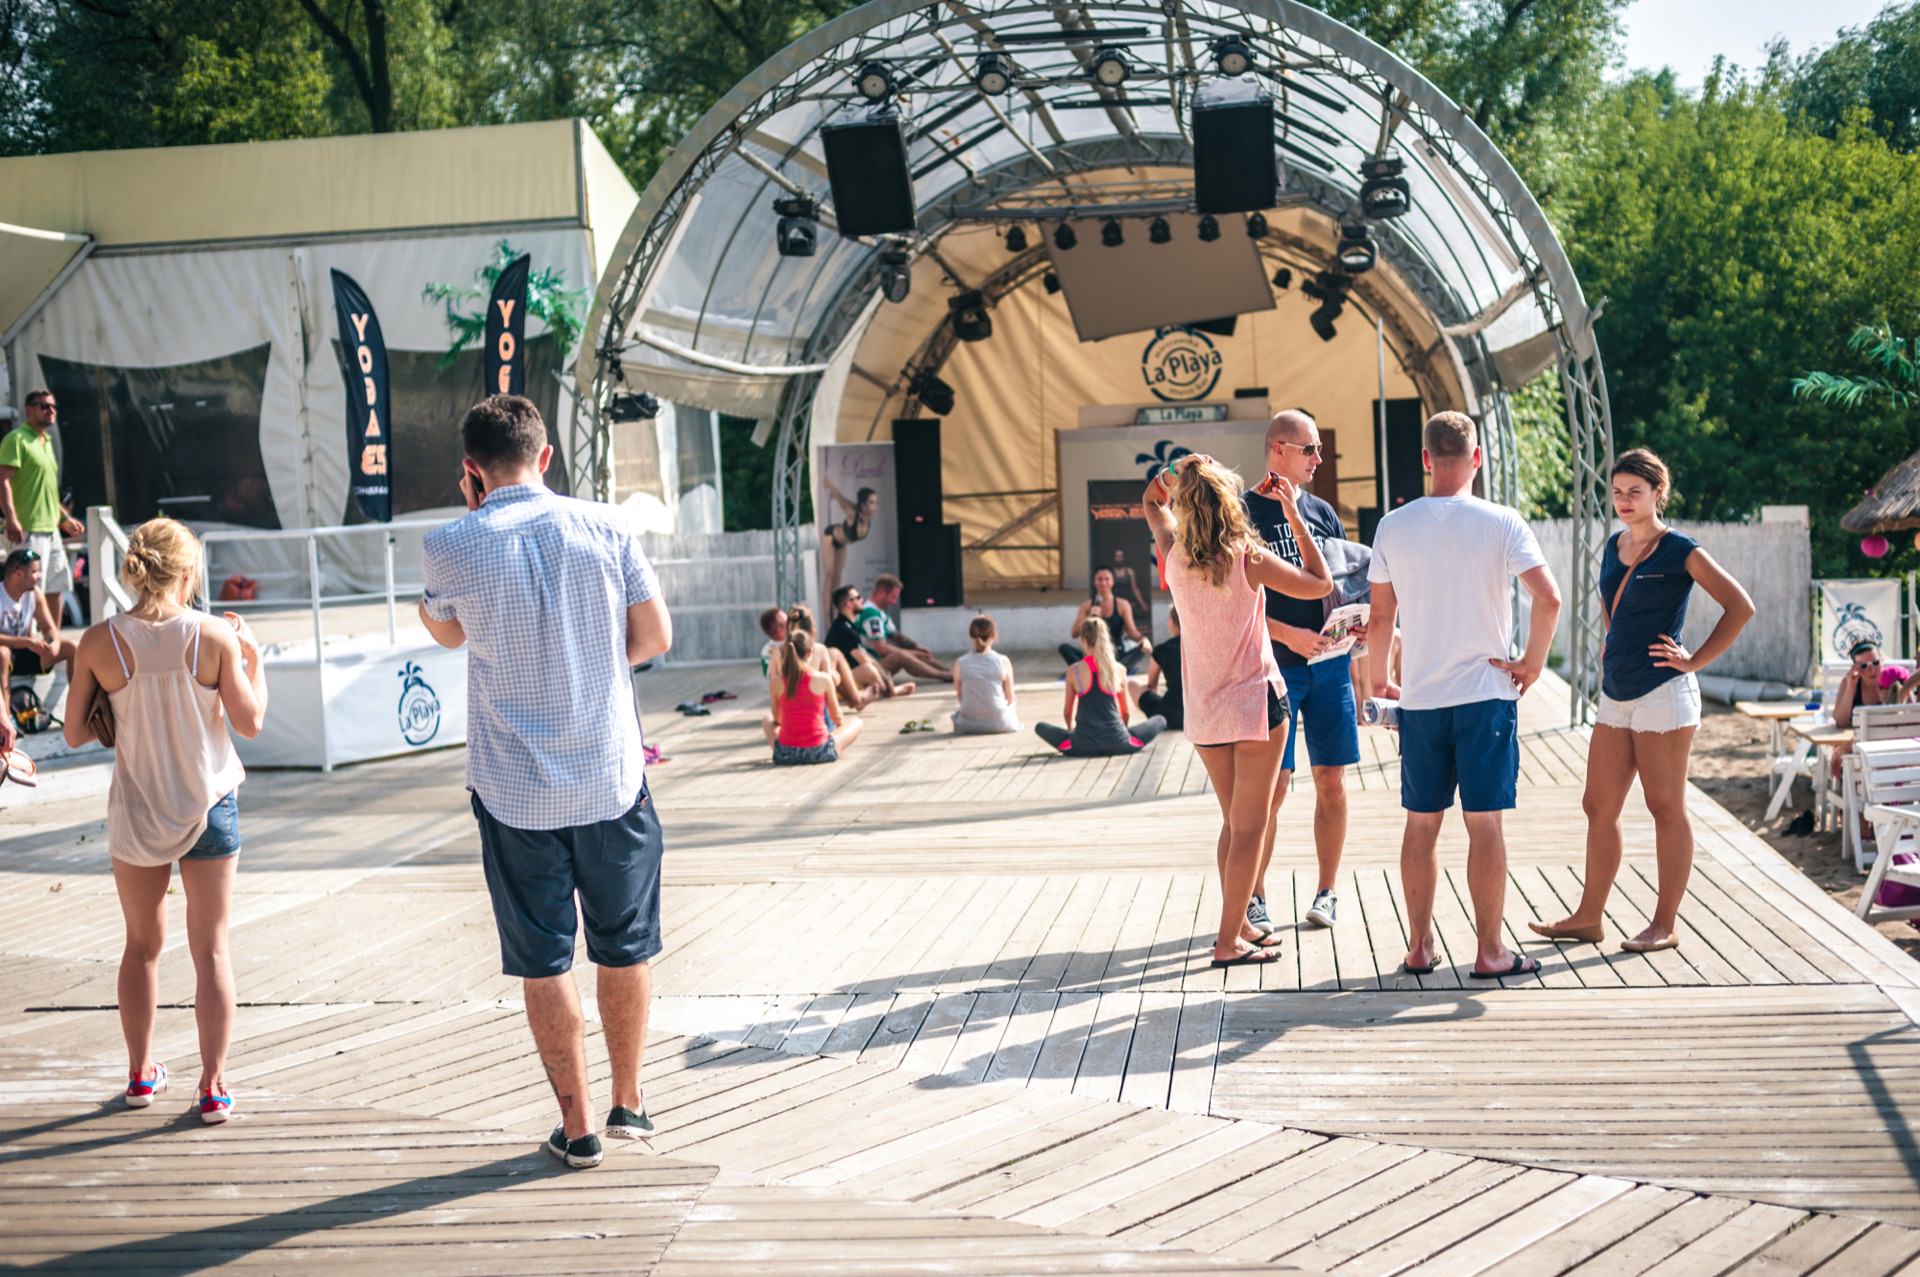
[1310,603,1369,664]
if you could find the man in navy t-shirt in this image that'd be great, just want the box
[1242,409,1362,935]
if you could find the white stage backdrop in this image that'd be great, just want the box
[1816,578,1905,664]
[815,442,896,615]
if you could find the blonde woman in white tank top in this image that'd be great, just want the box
[63,517,268,1123]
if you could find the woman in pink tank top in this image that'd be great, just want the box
[63,518,269,1124]
[1148,457,1332,969]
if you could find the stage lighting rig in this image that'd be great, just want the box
[1271,266,1292,289]
[1336,222,1376,273]
[1245,211,1268,238]
[1149,216,1172,245]
[774,195,819,257]
[949,290,992,342]
[1310,305,1340,342]
[609,391,660,422]
[854,61,897,102]
[972,52,1013,95]
[1054,222,1077,251]
[1090,47,1130,87]
[1210,35,1253,76]
[1005,225,1028,253]
[910,369,955,415]
[1101,218,1124,247]
[1360,153,1411,219]
[1043,271,1061,294]
[1197,214,1220,242]
[1301,269,1352,304]
[879,249,911,303]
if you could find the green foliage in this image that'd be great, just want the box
[1793,323,1919,411]
[1780,3,1920,152]
[1510,373,1572,520]
[422,240,588,368]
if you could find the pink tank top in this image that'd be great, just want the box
[1165,546,1284,746]
[775,674,832,748]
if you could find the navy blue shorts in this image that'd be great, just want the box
[1277,651,1362,772]
[1398,699,1519,813]
[471,787,664,979]
[182,792,241,860]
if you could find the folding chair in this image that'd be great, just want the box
[1857,744,1920,926]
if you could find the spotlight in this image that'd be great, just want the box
[1005,225,1028,253]
[1197,214,1220,242]
[972,52,1013,95]
[1359,152,1411,220]
[949,289,992,342]
[854,61,896,102]
[1148,216,1171,245]
[1336,222,1376,274]
[910,369,955,416]
[1101,218,1124,248]
[1210,35,1253,76]
[773,194,819,257]
[879,248,911,304]
[1043,271,1061,295]
[1090,47,1129,87]
[1271,266,1292,289]
[1245,211,1268,238]
[1301,269,1352,304]
[609,391,660,422]
[1310,305,1339,342]
[1054,222,1077,251]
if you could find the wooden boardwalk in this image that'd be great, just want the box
[3,655,1919,1272]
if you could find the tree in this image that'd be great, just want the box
[1782,2,1920,152]
[1794,323,1920,411]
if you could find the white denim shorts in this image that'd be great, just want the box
[1596,673,1701,733]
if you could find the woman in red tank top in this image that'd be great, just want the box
[771,630,864,765]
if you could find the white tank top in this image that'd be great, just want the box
[0,583,33,637]
[104,611,246,867]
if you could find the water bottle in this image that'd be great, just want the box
[1361,697,1400,729]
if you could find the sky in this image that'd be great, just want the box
[1618,0,1893,86]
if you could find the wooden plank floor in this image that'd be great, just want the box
[4,657,1920,1271]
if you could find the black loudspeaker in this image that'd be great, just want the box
[822,113,916,237]
[1192,79,1277,214]
[900,522,963,608]
[1377,397,1425,514]
[892,418,943,526]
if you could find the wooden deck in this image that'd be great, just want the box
[4,655,1919,1273]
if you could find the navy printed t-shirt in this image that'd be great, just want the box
[1599,529,1699,701]
[1242,489,1344,669]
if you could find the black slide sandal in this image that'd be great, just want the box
[1470,953,1541,980]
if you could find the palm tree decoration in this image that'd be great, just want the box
[422,241,589,370]
[1136,439,1193,482]
[1792,323,1917,410]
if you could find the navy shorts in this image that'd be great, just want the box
[1277,651,1362,772]
[471,786,664,979]
[1398,699,1519,813]
[182,792,241,860]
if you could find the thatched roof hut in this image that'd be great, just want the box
[1842,451,1920,533]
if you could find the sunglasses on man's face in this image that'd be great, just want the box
[1275,441,1322,457]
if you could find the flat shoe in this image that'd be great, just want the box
[1470,953,1541,980]
[1621,934,1680,953]
[1527,920,1605,944]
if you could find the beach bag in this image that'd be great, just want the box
[1875,849,1920,911]
[8,685,56,735]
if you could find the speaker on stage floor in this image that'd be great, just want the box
[1193,79,1277,214]
[822,113,916,237]
[900,522,963,608]
[893,418,943,527]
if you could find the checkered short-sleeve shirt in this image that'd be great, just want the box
[421,484,659,830]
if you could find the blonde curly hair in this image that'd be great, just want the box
[121,517,201,605]
[1172,460,1257,588]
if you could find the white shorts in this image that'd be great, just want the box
[1596,673,1701,733]
[23,531,72,595]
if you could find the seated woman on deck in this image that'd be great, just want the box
[1035,617,1165,756]
[769,629,863,765]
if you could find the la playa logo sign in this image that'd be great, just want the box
[1141,327,1223,402]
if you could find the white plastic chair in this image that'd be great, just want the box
[1858,743,1920,925]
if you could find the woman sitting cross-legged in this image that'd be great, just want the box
[1035,617,1165,755]
[952,614,1020,734]
[770,629,862,765]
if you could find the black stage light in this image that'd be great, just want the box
[1054,221,1077,251]
[609,391,660,422]
[1149,216,1171,245]
[1271,266,1292,289]
[1310,304,1340,342]
[972,52,1013,95]
[1101,218,1124,247]
[774,194,819,257]
[1005,225,1028,253]
[879,249,911,303]
[949,290,992,342]
[855,61,896,102]
[1210,35,1253,76]
[1090,47,1129,86]
[1301,269,1351,303]
[1360,152,1411,219]
[1336,222,1376,274]
[910,369,955,416]
[1245,211,1268,238]
[1197,213,1220,242]
[1043,271,1061,295]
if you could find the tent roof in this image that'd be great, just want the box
[0,220,89,344]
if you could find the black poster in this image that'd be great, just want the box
[330,269,392,523]
[1087,479,1155,633]
[484,254,531,398]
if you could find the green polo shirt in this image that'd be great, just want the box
[856,603,897,649]
[0,425,59,532]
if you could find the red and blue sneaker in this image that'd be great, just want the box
[197,1089,233,1125]
[124,1063,168,1108]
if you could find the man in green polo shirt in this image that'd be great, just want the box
[0,390,84,629]
[857,573,952,682]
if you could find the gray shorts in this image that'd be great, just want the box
[23,532,72,595]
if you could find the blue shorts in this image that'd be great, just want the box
[1398,699,1519,813]
[182,792,241,860]
[1277,652,1362,772]
[471,786,664,979]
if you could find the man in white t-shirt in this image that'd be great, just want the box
[1367,412,1561,981]
[2,546,76,687]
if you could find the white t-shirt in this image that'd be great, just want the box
[1367,494,1548,710]
[954,649,1019,730]
[1,583,34,638]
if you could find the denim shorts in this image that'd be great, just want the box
[773,739,839,766]
[471,786,664,979]
[182,792,241,860]
[1398,698,1519,813]
[1278,651,1363,772]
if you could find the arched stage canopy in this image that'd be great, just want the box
[579,0,1614,713]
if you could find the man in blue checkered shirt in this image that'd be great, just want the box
[419,394,672,1170]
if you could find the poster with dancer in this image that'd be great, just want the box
[815,442,897,615]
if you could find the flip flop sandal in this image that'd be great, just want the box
[1250,930,1284,948]
[1401,958,1441,976]
[701,691,737,703]
[898,721,920,734]
[1210,947,1279,969]
[674,702,712,717]
[1470,953,1541,980]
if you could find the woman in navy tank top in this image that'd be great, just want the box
[1530,449,1754,955]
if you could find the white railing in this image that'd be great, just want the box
[85,506,135,620]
